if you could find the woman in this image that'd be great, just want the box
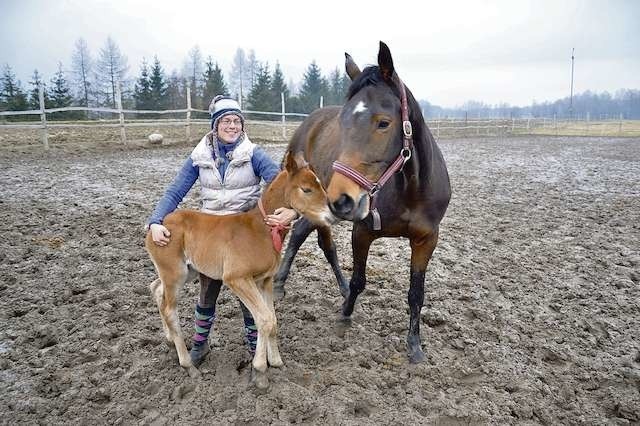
[147,95,297,366]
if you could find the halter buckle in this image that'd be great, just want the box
[402,120,413,137]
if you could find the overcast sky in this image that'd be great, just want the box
[1,0,639,108]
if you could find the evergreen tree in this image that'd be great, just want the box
[166,70,185,110]
[298,61,328,113]
[133,58,152,110]
[326,68,349,106]
[246,63,272,112]
[71,38,92,108]
[28,69,48,110]
[0,65,28,111]
[49,63,74,118]
[269,62,288,112]
[149,56,167,110]
[202,57,228,106]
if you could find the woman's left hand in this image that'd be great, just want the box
[265,207,299,227]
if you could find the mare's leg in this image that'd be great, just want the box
[341,222,375,318]
[260,276,283,367]
[407,229,439,364]
[273,217,316,299]
[317,225,349,297]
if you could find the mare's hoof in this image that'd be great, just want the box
[189,344,210,367]
[408,347,426,364]
[251,368,269,391]
[273,283,286,301]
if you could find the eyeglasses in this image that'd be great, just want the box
[219,118,242,127]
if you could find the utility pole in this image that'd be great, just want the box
[569,48,575,119]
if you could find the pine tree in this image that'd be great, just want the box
[149,56,167,110]
[28,69,48,110]
[95,36,128,108]
[0,65,28,111]
[49,63,74,118]
[327,68,349,106]
[133,58,152,110]
[246,63,272,113]
[298,61,328,113]
[71,38,92,108]
[202,57,228,107]
[166,70,185,110]
[270,62,288,112]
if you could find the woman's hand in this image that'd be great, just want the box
[149,223,171,246]
[265,207,299,227]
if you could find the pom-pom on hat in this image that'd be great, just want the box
[209,95,244,130]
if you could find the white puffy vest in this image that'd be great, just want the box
[190,132,261,215]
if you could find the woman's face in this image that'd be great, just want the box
[217,114,243,144]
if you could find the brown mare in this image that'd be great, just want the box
[274,42,451,363]
[145,152,333,388]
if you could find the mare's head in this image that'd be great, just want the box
[284,151,335,227]
[327,41,413,221]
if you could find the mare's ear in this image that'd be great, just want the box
[378,41,395,83]
[345,53,361,81]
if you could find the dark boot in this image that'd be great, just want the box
[240,302,257,356]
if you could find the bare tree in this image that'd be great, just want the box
[95,36,128,108]
[229,47,247,105]
[183,45,203,109]
[71,38,92,107]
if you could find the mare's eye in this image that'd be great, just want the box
[301,187,312,194]
[378,120,390,129]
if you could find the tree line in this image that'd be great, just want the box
[2,36,639,120]
[0,37,351,120]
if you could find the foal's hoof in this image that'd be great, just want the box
[187,366,201,378]
[273,284,286,301]
[408,347,426,364]
[250,368,269,391]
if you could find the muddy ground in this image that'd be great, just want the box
[0,136,639,425]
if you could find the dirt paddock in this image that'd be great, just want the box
[1,136,639,425]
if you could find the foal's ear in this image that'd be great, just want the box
[345,53,361,81]
[378,41,395,83]
[285,151,306,175]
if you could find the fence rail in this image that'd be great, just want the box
[1,85,637,150]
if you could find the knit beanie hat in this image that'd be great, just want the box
[209,95,245,131]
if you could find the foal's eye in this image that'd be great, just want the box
[301,187,312,194]
[378,120,390,129]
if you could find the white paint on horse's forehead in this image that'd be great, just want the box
[352,101,367,115]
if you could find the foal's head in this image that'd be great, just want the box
[284,151,335,227]
[327,41,407,221]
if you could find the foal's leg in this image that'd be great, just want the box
[342,221,375,319]
[407,229,439,364]
[273,218,316,299]
[260,276,283,367]
[149,278,171,343]
[226,277,274,374]
[317,225,349,297]
[156,264,191,368]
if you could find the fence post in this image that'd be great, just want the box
[115,83,126,145]
[619,113,623,136]
[319,96,323,109]
[38,85,49,150]
[586,112,590,135]
[281,92,286,140]
[527,118,530,131]
[436,119,440,139]
[554,113,557,137]
[511,118,515,133]
[186,87,192,143]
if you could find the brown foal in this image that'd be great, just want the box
[145,152,333,386]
